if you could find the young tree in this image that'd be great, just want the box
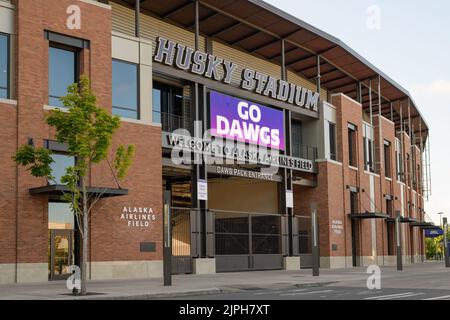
[13,76,135,295]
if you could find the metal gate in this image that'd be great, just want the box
[171,207,193,274]
[214,211,284,272]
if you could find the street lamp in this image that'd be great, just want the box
[438,212,444,227]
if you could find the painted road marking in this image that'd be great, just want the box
[254,290,284,295]
[364,292,414,300]
[423,295,450,300]
[358,290,384,295]
[376,293,424,300]
[280,290,333,297]
[254,289,307,295]
[365,292,424,300]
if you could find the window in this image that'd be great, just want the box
[0,33,9,99]
[395,138,404,182]
[348,123,357,167]
[48,202,74,230]
[363,123,374,172]
[112,59,139,119]
[152,81,184,131]
[384,140,392,178]
[328,122,337,161]
[49,153,75,185]
[291,120,303,158]
[49,46,77,107]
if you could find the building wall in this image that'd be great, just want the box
[0,0,163,283]
[292,94,427,268]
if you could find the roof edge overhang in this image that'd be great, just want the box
[30,184,129,198]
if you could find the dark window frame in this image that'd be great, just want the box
[384,140,392,178]
[348,123,357,167]
[328,122,337,161]
[48,43,79,107]
[44,140,75,187]
[0,32,10,99]
[112,58,140,120]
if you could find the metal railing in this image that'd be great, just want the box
[291,143,318,161]
[154,111,192,133]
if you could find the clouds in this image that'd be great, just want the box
[412,80,450,97]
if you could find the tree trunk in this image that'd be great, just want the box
[80,176,89,295]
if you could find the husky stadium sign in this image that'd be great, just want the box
[154,37,320,112]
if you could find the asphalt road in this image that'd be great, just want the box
[169,286,450,300]
[166,263,450,300]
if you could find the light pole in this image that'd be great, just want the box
[444,217,449,268]
[438,212,444,227]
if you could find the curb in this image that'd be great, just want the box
[72,281,340,300]
[73,287,241,300]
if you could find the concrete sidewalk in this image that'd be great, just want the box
[0,262,443,300]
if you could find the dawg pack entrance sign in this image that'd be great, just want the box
[210,91,285,150]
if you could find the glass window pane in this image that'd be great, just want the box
[49,47,76,107]
[0,34,7,93]
[50,153,75,185]
[112,107,138,120]
[112,60,138,119]
[48,202,74,230]
[0,88,6,99]
[152,87,161,123]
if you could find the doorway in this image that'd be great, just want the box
[48,229,74,280]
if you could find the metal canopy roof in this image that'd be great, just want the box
[386,217,421,224]
[113,0,429,139]
[30,184,129,198]
[349,212,390,220]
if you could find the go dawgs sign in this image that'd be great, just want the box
[210,91,284,150]
[154,37,320,112]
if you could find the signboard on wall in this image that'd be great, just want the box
[197,179,208,201]
[210,91,285,150]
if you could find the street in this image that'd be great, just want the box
[169,286,450,300]
[165,262,450,300]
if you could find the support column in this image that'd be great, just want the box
[311,203,320,276]
[444,218,449,268]
[191,1,214,273]
[280,39,298,270]
[316,55,321,95]
[135,0,140,38]
[163,189,172,286]
[395,210,403,271]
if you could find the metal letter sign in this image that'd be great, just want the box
[154,37,320,112]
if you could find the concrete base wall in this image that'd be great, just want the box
[320,256,353,269]
[193,258,216,275]
[283,256,301,270]
[16,263,48,283]
[0,264,15,284]
[89,260,163,280]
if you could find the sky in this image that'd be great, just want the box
[265,0,450,224]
